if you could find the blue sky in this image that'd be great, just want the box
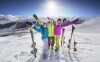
[0,0,100,17]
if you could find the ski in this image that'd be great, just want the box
[67,25,75,52]
[61,28,65,46]
[29,27,37,58]
[33,14,38,20]
[61,18,66,46]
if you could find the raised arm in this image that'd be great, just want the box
[61,19,78,27]
[47,17,55,25]
[53,21,56,26]
[32,24,42,33]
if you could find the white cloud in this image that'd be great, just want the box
[0,14,31,24]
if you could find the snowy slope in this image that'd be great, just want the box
[0,28,100,62]
[0,16,100,62]
[0,31,66,62]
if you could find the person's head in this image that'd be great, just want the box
[43,23,47,28]
[57,18,62,25]
[42,23,47,35]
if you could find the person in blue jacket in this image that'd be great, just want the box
[32,23,48,59]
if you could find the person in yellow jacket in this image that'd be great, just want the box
[33,14,55,50]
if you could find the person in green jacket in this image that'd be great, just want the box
[33,14,55,50]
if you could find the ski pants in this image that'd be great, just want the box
[48,36,55,47]
[42,38,48,55]
[55,35,60,49]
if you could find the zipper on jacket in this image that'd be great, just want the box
[51,24,52,36]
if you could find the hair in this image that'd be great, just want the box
[57,18,61,21]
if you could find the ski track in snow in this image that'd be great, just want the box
[0,30,100,62]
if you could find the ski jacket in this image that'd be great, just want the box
[33,25,48,40]
[47,20,54,37]
[54,19,78,35]
[37,19,55,37]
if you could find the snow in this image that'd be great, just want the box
[0,16,100,62]
[0,30,100,62]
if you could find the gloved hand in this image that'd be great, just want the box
[31,24,35,27]
[63,18,66,22]
[47,17,50,20]
[26,21,32,26]
[33,14,38,20]
[72,19,78,23]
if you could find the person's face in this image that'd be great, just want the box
[43,24,47,28]
[57,21,62,25]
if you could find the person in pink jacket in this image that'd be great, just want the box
[54,18,78,51]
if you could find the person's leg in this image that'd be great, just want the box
[55,35,57,48]
[42,39,48,56]
[45,39,48,55]
[55,35,60,49]
[51,36,55,50]
[48,37,51,49]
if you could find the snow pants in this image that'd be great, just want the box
[48,36,55,47]
[55,35,60,49]
[42,38,48,55]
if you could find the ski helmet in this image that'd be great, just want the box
[57,18,61,22]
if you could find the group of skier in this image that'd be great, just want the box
[26,14,78,59]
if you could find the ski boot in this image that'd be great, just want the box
[55,48,59,52]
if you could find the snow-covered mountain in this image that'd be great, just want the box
[0,14,90,24]
[0,14,31,24]
[0,14,36,34]
[75,16,100,33]
[0,14,100,34]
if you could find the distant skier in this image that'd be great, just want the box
[26,21,48,59]
[54,18,78,51]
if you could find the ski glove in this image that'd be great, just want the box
[72,19,78,23]
[47,17,50,20]
[32,24,35,28]
[63,18,66,22]
[26,21,32,26]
